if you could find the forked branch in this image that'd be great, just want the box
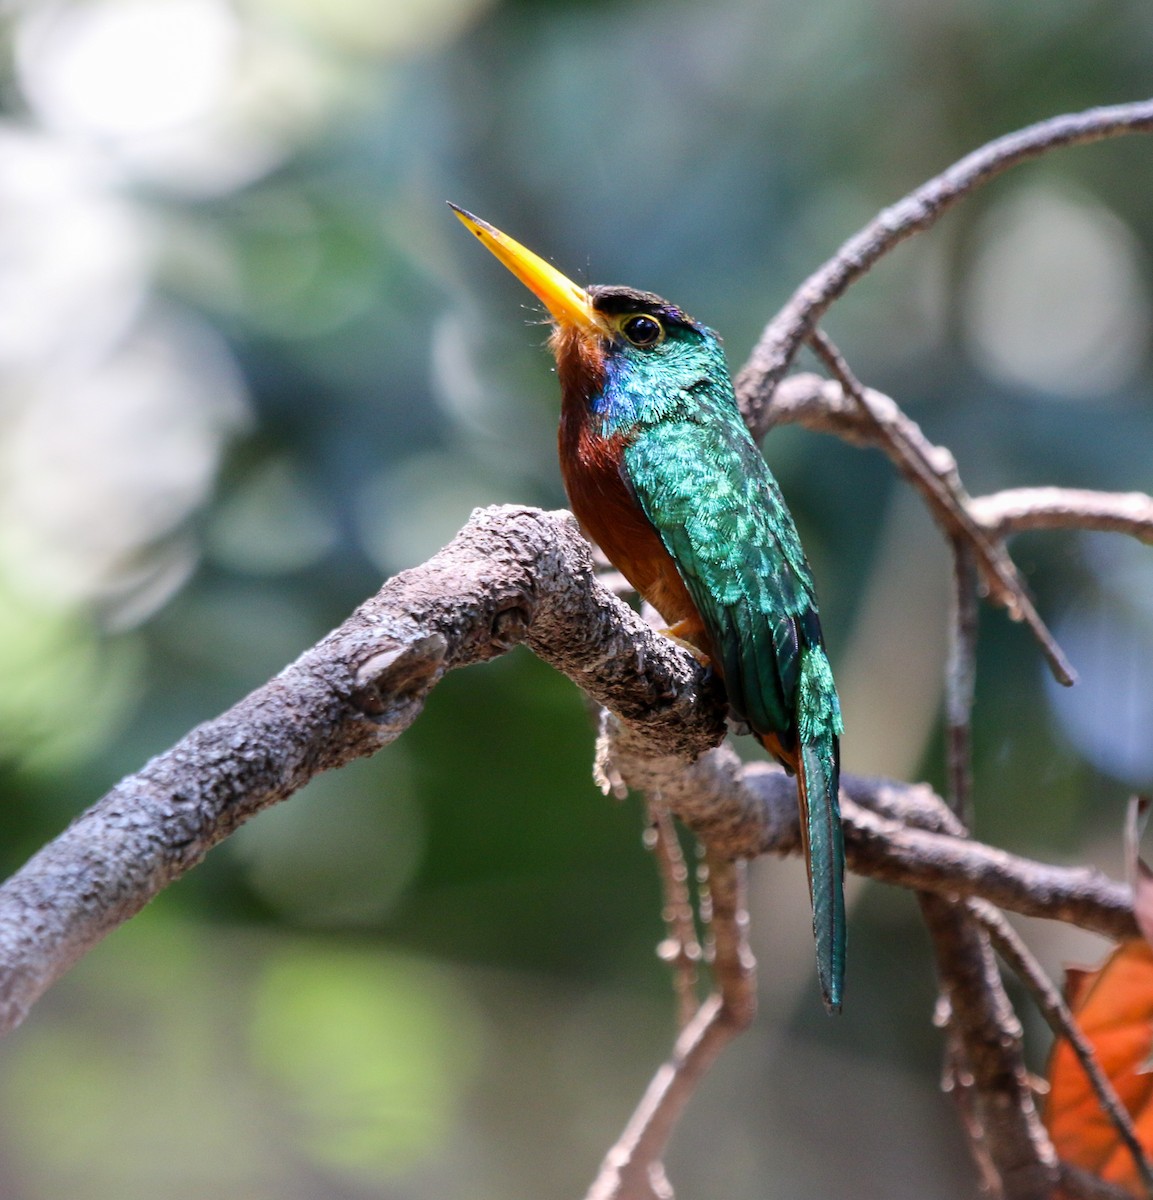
[736,97,1153,422]
[805,326,1075,685]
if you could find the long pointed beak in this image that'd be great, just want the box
[449,203,602,333]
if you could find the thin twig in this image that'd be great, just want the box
[646,802,703,1029]
[702,854,757,1032]
[971,898,1153,1195]
[947,540,979,821]
[1060,1161,1151,1200]
[1125,795,1153,901]
[585,858,755,1200]
[737,97,1153,423]
[764,373,1153,554]
[940,1019,1004,1196]
[806,326,1075,686]
[764,376,1153,545]
[970,487,1153,544]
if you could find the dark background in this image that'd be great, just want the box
[1,1,1151,1196]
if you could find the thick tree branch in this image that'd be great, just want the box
[0,504,725,1036]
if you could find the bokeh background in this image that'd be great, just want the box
[1,1,1152,1197]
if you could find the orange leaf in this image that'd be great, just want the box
[1045,939,1153,1194]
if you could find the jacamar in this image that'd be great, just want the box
[451,204,846,1012]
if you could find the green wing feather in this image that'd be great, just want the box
[623,411,846,1010]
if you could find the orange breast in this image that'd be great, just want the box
[559,405,710,653]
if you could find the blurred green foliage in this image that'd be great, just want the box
[1,0,1152,1196]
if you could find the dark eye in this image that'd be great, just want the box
[621,314,664,347]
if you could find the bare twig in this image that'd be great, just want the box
[970,488,1153,543]
[586,997,720,1200]
[805,329,1075,684]
[702,856,757,1030]
[947,541,980,820]
[941,1020,1004,1196]
[1060,1161,1150,1200]
[971,899,1153,1193]
[737,97,1153,422]
[585,857,754,1200]
[764,377,1153,557]
[920,893,1060,1199]
[646,802,703,1029]
[764,377,1153,554]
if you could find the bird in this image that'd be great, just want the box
[451,203,846,1012]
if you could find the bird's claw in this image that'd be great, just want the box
[658,620,712,669]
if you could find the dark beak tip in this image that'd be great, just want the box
[447,202,486,229]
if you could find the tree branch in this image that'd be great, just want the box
[762,373,1153,563]
[753,376,1153,550]
[646,802,704,1030]
[0,504,725,1036]
[946,540,979,820]
[0,499,1136,1040]
[600,729,1136,941]
[805,326,1075,684]
[585,856,755,1200]
[1059,1162,1148,1200]
[970,487,1153,542]
[921,893,1060,1199]
[735,97,1153,424]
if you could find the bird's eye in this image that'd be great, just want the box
[620,314,664,347]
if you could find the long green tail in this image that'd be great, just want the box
[796,644,846,1013]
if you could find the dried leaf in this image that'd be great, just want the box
[1046,940,1153,1193]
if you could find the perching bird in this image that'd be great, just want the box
[451,204,845,1012]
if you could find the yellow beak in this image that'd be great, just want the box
[449,204,602,333]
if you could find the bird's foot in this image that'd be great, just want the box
[658,620,712,668]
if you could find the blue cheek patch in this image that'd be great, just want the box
[591,353,640,433]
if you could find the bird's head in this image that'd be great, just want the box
[451,204,730,432]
